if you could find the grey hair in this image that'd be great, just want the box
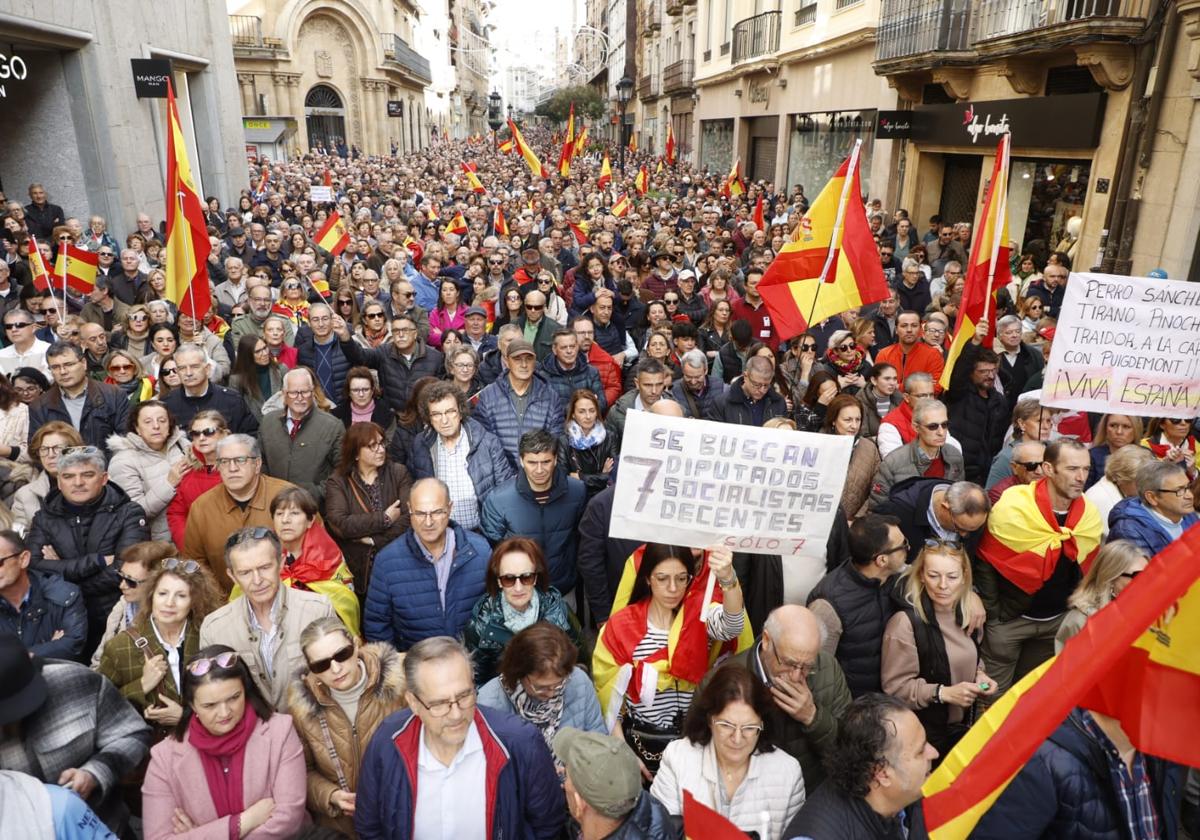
[944,260,962,274]
[902,258,921,273]
[403,636,472,696]
[745,356,774,378]
[215,433,261,459]
[172,343,207,364]
[1136,459,1187,500]
[282,367,313,390]
[997,314,1022,332]
[1012,439,1046,464]
[945,481,990,517]
[912,398,947,427]
[223,526,280,571]
[903,371,933,392]
[497,323,522,340]
[308,301,332,318]
[1104,444,1154,486]
[56,446,107,474]
[680,349,707,371]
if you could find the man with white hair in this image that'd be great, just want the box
[258,367,344,504]
[896,258,931,314]
[995,313,1043,409]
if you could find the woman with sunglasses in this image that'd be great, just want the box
[11,420,83,529]
[491,286,524,334]
[1141,416,1200,481]
[100,350,148,404]
[107,399,190,542]
[229,334,282,422]
[463,537,582,686]
[89,540,171,668]
[1055,540,1149,653]
[274,276,310,329]
[166,410,230,547]
[882,541,997,758]
[98,556,221,735]
[427,279,466,349]
[816,328,870,394]
[142,644,307,840]
[536,272,569,326]
[334,287,360,330]
[354,300,391,349]
[113,304,153,358]
[288,616,406,835]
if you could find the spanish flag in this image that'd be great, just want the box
[683,791,744,840]
[665,123,676,165]
[507,119,549,179]
[498,138,514,154]
[402,235,423,264]
[923,523,1200,839]
[568,221,589,246]
[323,169,332,187]
[634,165,649,196]
[164,79,213,319]
[757,141,888,340]
[558,103,575,179]
[611,193,631,218]
[27,235,52,293]
[493,205,508,238]
[724,158,744,198]
[573,125,589,158]
[941,133,1012,389]
[753,194,765,231]
[597,154,612,190]
[461,162,486,194]
[53,243,99,293]
[628,132,637,155]
[314,210,351,257]
[427,204,440,221]
[656,158,663,175]
[309,276,332,301]
[444,212,468,236]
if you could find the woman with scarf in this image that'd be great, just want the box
[882,542,998,759]
[229,334,283,422]
[332,367,393,429]
[354,300,391,349]
[1141,417,1200,481]
[114,305,153,358]
[261,315,297,370]
[166,411,229,548]
[593,543,752,780]
[853,362,901,441]
[478,623,605,763]
[816,329,870,394]
[103,349,156,405]
[142,645,307,840]
[822,394,879,519]
[561,389,614,498]
[272,273,310,329]
[287,616,407,836]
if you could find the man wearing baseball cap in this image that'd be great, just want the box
[554,728,679,839]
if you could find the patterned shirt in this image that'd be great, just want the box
[435,429,479,529]
[1078,711,1161,840]
[247,588,283,679]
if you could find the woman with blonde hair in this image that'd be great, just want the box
[1087,414,1143,489]
[116,304,153,358]
[10,420,83,528]
[1054,540,1149,652]
[1085,442,1154,536]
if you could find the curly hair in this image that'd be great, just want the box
[133,559,223,637]
[825,693,910,798]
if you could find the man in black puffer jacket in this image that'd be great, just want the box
[712,356,788,426]
[943,341,1009,485]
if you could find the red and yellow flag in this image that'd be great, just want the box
[683,790,746,840]
[665,123,676,166]
[656,158,663,176]
[724,158,745,198]
[611,193,631,218]
[597,154,612,190]
[164,79,213,319]
[53,243,99,294]
[634,165,649,196]
[444,212,468,236]
[426,203,440,221]
[941,133,1012,389]
[753,194,765,231]
[922,523,1200,839]
[758,142,888,340]
[558,103,575,178]
[314,210,351,257]
[498,138,514,154]
[507,119,549,179]
[568,221,589,246]
[573,125,589,158]
[628,132,637,154]
[27,235,52,293]
[323,169,332,188]
[493,205,509,238]
[461,162,486,194]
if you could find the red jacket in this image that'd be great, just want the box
[875,341,945,393]
[732,297,779,351]
[166,454,222,547]
[587,343,623,411]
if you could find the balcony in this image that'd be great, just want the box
[795,3,818,26]
[732,11,781,64]
[382,33,433,84]
[639,72,662,102]
[874,0,972,64]
[972,0,1151,48]
[663,59,694,94]
[229,15,262,47]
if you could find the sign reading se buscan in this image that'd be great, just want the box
[611,411,852,559]
[1041,272,1200,418]
[131,59,173,99]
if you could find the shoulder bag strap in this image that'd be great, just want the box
[316,711,351,791]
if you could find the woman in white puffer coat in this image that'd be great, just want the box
[106,399,190,542]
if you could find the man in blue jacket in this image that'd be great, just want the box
[363,478,489,651]
[1108,460,1198,557]
[355,636,565,840]
[0,529,88,661]
[473,339,564,470]
[481,430,587,596]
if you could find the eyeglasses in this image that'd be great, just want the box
[497,572,538,588]
[1014,461,1044,472]
[412,687,476,717]
[337,298,354,305]
[188,426,221,440]
[308,644,355,674]
[363,439,386,451]
[712,720,764,738]
[285,389,313,399]
[186,651,240,676]
[364,312,385,320]
[411,508,450,521]
[3,322,32,330]
[215,455,258,468]
[98,252,114,257]
[397,291,415,298]
[116,570,147,588]
[798,343,817,352]
[924,537,962,549]
[525,304,544,311]
[880,540,910,557]
[921,421,950,431]
[767,640,814,678]
[1153,486,1193,498]
[395,327,417,334]
[107,363,135,373]
[664,298,679,304]
[163,558,200,574]
[161,367,179,376]
[836,343,856,352]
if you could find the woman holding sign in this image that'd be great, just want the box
[592,543,753,781]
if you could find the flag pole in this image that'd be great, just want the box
[33,236,58,309]
[979,133,1010,335]
[806,139,862,329]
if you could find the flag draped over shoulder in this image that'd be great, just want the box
[164,79,213,319]
[558,103,575,178]
[27,236,52,293]
[683,791,745,840]
[598,154,612,189]
[757,141,888,341]
[314,210,351,256]
[922,524,1200,839]
[941,133,1012,389]
[508,119,549,179]
[461,162,485,194]
[53,243,98,293]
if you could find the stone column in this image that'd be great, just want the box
[270,72,290,117]
[237,73,256,115]
[361,80,381,155]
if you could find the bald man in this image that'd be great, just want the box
[697,604,853,789]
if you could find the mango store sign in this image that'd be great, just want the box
[1042,272,1200,418]
[0,51,30,99]
[611,411,851,559]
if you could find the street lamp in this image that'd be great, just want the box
[487,90,503,150]
[507,104,514,123]
[616,75,634,172]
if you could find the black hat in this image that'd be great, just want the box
[0,635,47,726]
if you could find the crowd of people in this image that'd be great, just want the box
[0,130,1198,840]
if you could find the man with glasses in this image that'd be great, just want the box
[0,528,88,661]
[363,479,490,650]
[355,635,564,839]
[712,355,786,427]
[176,311,231,381]
[28,341,128,453]
[518,289,555,361]
[229,283,295,349]
[571,315,622,409]
[474,339,564,470]
[198,526,333,710]
[338,312,444,414]
[927,224,967,276]
[460,305,497,356]
[930,259,962,299]
[259,368,344,505]
[896,258,932,315]
[80,275,129,333]
[388,278,432,341]
[162,344,257,434]
[28,446,148,660]
[672,349,723,420]
[987,440,1046,504]
[870,400,965,508]
[295,301,350,400]
[1108,459,1198,556]
[642,250,679,301]
[213,256,248,319]
[876,479,990,564]
[675,270,706,325]
[944,343,1009,485]
[0,307,51,378]
[183,435,301,592]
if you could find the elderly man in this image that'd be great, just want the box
[109,250,145,305]
[539,328,606,414]
[182,434,300,591]
[869,399,966,508]
[605,358,673,453]
[28,341,128,452]
[355,636,564,839]
[198,527,333,710]
[229,283,295,348]
[294,301,350,400]
[930,259,963,299]
[338,312,444,415]
[0,307,51,379]
[28,446,148,660]
[589,290,637,367]
[23,183,66,240]
[876,479,991,563]
[461,305,497,356]
[707,604,853,790]
[176,311,231,381]
[896,258,932,315]
[214,255,248,317]
[876,372,963,458]
[671,349,723,420]
[995,313,1043,409]
[132,212,162,245]
[363,478,490,651]
[554,729,672,840]
[518,288,556,361]
[571,315,622,409]
[712,355,787,426]
[0,635,151,833]
[388,278,432,341]
[1108,460,1198,556]
[0,528,88,661]
[162,344,257,433]
[473,338,564,470]
[79,276,129,332]
[259,368,344,505]
[409,381,513,530]
[988,439,1046,504]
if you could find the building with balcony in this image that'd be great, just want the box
[227,0,432,158]
[693,0,899,201]
[447,0,494,137]
[634,0,699,161]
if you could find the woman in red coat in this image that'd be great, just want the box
[166,410,229,547]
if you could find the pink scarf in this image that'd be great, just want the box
[352,399,376,425]
[188,704,258,818]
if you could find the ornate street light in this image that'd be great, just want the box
[616,75,634,171]
[487,90,503,149]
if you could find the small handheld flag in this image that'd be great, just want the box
[634,166,649,196]
[598,154,612,190]
[444,212,468,236]
[558,103,576,178]
[753,195,765,231]
[27,236,52,293]
[493,206,509,238]
[612,194,631,218]
[314,211,351,257]
[54,243,99,294]
[461,162,486,194]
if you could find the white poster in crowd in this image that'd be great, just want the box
[1042,272,1200,418]
[611,410,852,564]
[309,186,334,203]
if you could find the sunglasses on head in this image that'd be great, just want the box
[163,558,200,574]
[186,651,239,676]
[307,644,355,674]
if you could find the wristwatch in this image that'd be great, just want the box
[934,684,943,704]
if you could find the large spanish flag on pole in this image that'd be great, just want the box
[53,243,99,294]
[558,103,575,178]
[922,523,1200,839]
[665,122,676,166]
[757,140,888,341]
[940,133,1012,389]
[507,119,549,179]
[573,125,589,158]
[597,154,612,190]
[164,80,213,319]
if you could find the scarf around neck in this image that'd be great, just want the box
[501,588,541,633]
[188,704,258,818]
[825,344,865,376]
[508,677,566,754]
[567,420,607,449]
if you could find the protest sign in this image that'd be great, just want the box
[611,410,851,560]
[1041,272,1200,418]
[309,185,334,203]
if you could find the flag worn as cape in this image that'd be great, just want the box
[314,210,351,257]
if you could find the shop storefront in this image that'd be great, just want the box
[786,109,878,202]
[699,118,733,176]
